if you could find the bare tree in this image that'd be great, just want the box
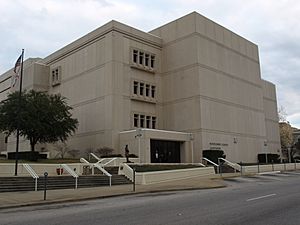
[279,122,293,161]
[68,149,80,159]
[54,142,70,159]
[278,105,288,122]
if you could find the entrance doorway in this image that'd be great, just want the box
[150,140,181,163]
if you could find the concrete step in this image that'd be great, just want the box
[104,166,119,175]
[0,175,131,192]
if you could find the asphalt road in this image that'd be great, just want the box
[1,171,300,225]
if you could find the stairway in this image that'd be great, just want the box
[82,166,119,175]
[103,166,119,175]
[219,164,238,173]
[0,174,131,193]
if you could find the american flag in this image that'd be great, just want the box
[13,54,22,74]
[10,53,23,89]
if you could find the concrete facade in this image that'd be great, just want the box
[0,12,280,163]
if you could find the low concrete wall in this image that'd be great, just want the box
[119,164,215,185]
[0,164,24,176]
[243,163,300,174]
[0,163,86,177]
[101,158,139,167]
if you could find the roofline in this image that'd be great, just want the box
[42,20,162,65]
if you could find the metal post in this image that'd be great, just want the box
[240,162,243,176]
[133,168,136,192]
[218,158,222,176]
[35,178,38,191]
[257,162,260,173]
[272,160,274,171]
[284,161,286,171]
[14,49,25,176]
[295,161,296,170]
[44,172,48,201]
[138,136,141,163]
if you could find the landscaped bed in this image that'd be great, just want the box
[129,164,203,172]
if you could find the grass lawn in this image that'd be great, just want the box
[129,164,202,172]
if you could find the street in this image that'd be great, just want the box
[1,171,300,225]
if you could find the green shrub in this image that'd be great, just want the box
[8,151,40,161]
[100,154,123,158]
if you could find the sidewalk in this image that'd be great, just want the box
[0,175,229,209]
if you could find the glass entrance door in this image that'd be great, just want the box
[150,140,181,163]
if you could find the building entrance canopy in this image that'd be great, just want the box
[119,129,193,164]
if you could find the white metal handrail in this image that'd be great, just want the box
[103,157,118,167]
[121,163,134,181]
[219,158,241,171]
[90,153,101,161]
[197,162,206,167]
[94,163,112,186]
[202,157,219,167]
[61,164,79,189]
[80,158,90,164]
[23,164,39,191]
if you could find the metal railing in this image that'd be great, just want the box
[61,164,78,189]
[218,158,241,172]
[103,158,118,167]
[80,158,90,164]
[93,163,112,186]
[90,153,101,161]
[202,157,219,167]
[23,164,39,191]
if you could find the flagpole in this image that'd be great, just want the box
[14,49,24,176]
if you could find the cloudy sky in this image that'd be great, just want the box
[0,0,299,127]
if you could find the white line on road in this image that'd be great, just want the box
[246,194,277,202]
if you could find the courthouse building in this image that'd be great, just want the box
[0,12,280,163]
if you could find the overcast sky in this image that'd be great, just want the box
[0,0,299,127]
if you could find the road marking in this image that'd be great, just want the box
[246,193,277,202]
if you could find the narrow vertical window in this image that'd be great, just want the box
[145,84,150,97]
[52,71,55,82]
[134,114,139,127]
[140,83,144,96]
[139,52,144,65]
[133,81,138,95]
[133,50,138,63]
[150,55,155,68]
[140,115,145,128]
[145,54,150,67]
[55,69,59,81]
[152,116,156,129]
[151,85,156,98]
[146,116,151,128]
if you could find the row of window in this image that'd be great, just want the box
[51,67,61,86]
[132,49,155,71]
[133,81,156,99]
[134,113,156,129]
